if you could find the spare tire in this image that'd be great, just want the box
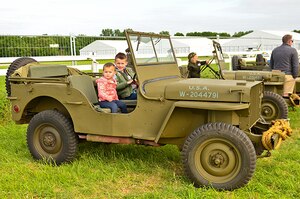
[5,57,37,96]
[231,55,240,70]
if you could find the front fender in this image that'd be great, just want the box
[155,101,250,143]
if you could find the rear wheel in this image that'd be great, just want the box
[5,57,37,96]
[181,122,256,190]
[261,91,288,122]
[27,110,78,165]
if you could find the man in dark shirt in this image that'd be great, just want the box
[270,34,299,97]
[187,52,208,78]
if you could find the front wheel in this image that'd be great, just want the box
[27,110,78,165]
[181,123,256,190]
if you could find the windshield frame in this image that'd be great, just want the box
[125,31,177,66]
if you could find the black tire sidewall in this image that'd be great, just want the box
[5,57,37,96]
[27,110,77,165]
[182,123,256,190]
[262,91,288,122]
[231,56,240,70]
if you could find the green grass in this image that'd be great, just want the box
[0,76,300,198]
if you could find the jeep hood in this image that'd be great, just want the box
[164,78,262,103]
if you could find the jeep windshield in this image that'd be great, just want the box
[127,32,176,65]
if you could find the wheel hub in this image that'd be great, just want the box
[210,153,225,167]
[263,106,274,116]
[197,141,239,178]
[262,102,277,120]
[35,125,62,154]
[43,132,56,147]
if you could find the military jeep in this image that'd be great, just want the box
[7,31,290,190]
[231,52,270,71]
[211,41,289,122]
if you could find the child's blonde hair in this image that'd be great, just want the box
[103,62,116,71]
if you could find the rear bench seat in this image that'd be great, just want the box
[28,65,138,112]
[67,75,111,113]
[28,64,69,78]
[68,75,137,113]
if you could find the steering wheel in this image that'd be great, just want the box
[132,74,139,88]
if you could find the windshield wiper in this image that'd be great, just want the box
[154,38,161,45]
[136,36,141,51]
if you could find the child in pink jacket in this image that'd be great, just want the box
[96,63,127,113]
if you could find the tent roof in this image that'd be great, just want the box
[170,40,189,48]
[80,40,127,53]
[222,30,300,47]
[98,40,127,53]
[80,40,116,51]
[257,30,300,40]
[171,37,213,56]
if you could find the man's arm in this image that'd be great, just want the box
[291,49,299,78]
[270,52,274,69]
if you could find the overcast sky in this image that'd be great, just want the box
[1,0,299,36]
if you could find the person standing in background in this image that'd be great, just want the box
[270,34,299,97]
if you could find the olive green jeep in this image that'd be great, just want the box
[211,41,293,122]
[7,31,291,190]
[231,52,270,71]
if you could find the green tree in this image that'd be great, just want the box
[232,30,253,37]
[124,28,133,32]
[174,32,184,36]
[114,29,124,37]
[0,36,31,57]
[186,31,230,38]
[293,30,300,34]
[218,32,231,37]
[159,31,170,36]
[100,29,114,36]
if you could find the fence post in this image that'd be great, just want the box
[70,35,76,65]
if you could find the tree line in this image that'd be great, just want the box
[100,28,300,38]
[100,28,254,38]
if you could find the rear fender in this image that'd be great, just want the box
[12,96,69,124]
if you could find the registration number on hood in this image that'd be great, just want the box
[179,91,219,99]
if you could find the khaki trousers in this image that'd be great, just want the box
[283,75,295,97]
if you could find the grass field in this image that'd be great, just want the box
[0,75,300,198]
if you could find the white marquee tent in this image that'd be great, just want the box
[79,40,127,59]
[171,37,213,57]
[221,30,300,52]
[80,39,190,58]
[79,31,300,59]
